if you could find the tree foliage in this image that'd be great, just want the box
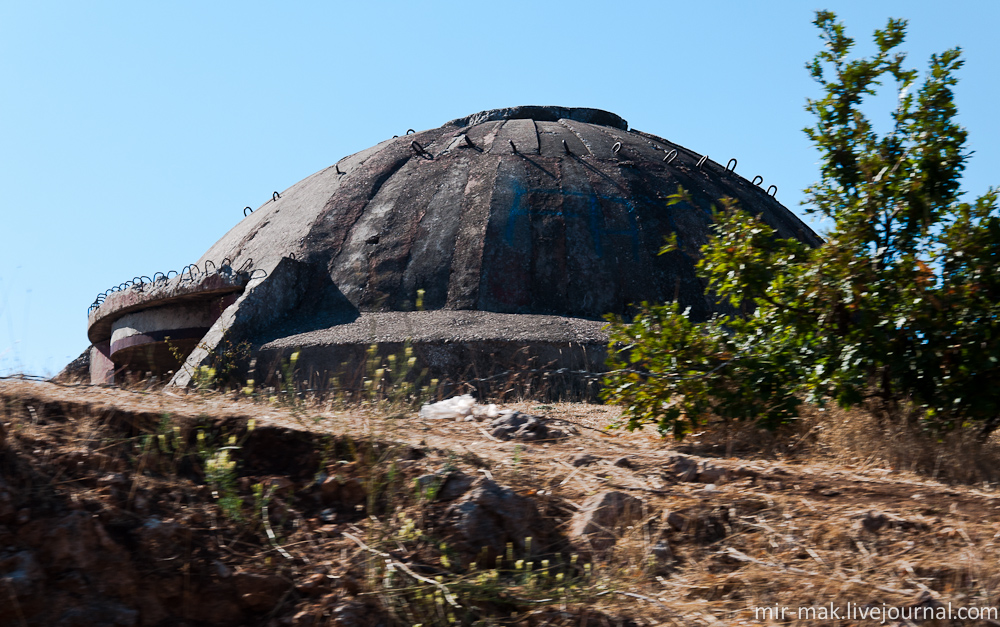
[602,11,1000,439]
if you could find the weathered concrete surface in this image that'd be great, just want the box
[169,257,311,387]
[253,310,609,395]
[194,105,820,322]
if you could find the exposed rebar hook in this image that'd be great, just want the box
[464,135,475,148]
[696,155,708,169]
[752,175,763,186]
[509,139,517,154]
[272,191,281,201]
[562,139,570,155]
[726,158,737,172]
[611,141,622,155]
[406,129,415,135]
[244,206,253,216]
[767,185,778,197]
[663,149,677,164]
[335,164,343,175]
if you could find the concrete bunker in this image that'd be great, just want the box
[83,106,821,390]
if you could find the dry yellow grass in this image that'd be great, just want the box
[2,378,1000,625]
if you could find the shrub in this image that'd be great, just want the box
[603,11,999,438]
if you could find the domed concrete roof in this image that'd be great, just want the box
[200,105,817,318]
[85,106,820,389]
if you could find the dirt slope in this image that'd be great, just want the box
[2,379,999,626]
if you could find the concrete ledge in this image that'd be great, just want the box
[88,271,251,344]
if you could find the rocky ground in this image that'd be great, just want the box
[2,378,999,626]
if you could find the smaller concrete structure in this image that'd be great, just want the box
[87,266,251,383]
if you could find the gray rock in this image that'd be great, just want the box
[697,463,728,484]
[568,491,644,551]
[488,411,566,442]
[662,510,688,532]
[669,456,699,482]
[649,540,674,575]
[860,510,889,533]
[444,478,544,555]
[415,470,474,501]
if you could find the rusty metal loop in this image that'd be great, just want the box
[562,139,570,155]
[752,175,763,186]
[767,185,778,197]
[335,164,343,175]
[410,140,426,156]
[696,155,708,169]
[272,191,281,201]
[726,158,737,172]
[406,129,415,135]
[244,206,253,216]
[464,135,474,148]
[249,268,267,280]
[612,141,622,155]
[204,260,216,274]
[288,252,296,260]
[139,276,152,284]
[509,140,517,153]
[238,258,254,273]
[153,272,166,282]
[220,257,232,269]
[663,149,677,164]
[166,270,178,279]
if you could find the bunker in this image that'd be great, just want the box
[83,106,820,390]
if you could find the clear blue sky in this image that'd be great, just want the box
[1,1,997,376]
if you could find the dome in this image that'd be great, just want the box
[85,106,820,390]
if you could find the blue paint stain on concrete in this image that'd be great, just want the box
[503,181,641,260]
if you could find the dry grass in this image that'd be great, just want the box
[3,379,1000,625]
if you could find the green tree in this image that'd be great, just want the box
[602,11,1000,439]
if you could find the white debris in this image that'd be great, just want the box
[419,394,476,420]
[418,395,499,421]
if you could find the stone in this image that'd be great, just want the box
[416,470,474,501]
[444,477,544,555]
[488,411,565,442]
[319,477,366,509]
[860,510,890,533]
[568,491,644,550]
[669,456,699,482]
[697,463,728,484]
[612,456,636,469]
[571,453,599,467]
[649,540,674,575]
[295,573,328,597]
[232,572,291,612]
[662,510,687,532]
